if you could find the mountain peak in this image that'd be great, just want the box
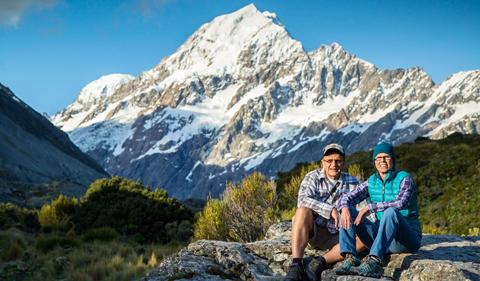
[444,69,480,82]
[158,4,301,78]
[437,69,480,94]
[232,3,260,16]
[232,3,279,23]
[330,42,342,49]
[77,74,134,105]
[195,3,286,50]
[326,42,347,55]
[52,73,134,132]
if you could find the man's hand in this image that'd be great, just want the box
[331,208,339,229]
[354,206,369,226]
[340,207,351,229]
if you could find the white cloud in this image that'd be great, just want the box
[0,0,57,26]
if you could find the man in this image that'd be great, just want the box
[336,142,422,278]
[286,143,364,281]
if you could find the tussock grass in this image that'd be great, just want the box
[82,227,119,242]
[0,228,31,262]
[0,228,184,281]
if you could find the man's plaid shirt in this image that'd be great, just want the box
[297,169,359,234]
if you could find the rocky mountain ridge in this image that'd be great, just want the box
[0,83,109,207]
[52,4,480,199]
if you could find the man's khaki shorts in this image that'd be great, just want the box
[308,223,339,250]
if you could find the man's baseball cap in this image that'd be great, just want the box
[322,143,345,157]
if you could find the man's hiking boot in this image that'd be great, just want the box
[285,262,305,281]
[305,257,327,281]
[358,255,383,278]
[335,253,360,275]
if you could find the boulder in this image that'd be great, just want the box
[143,221,480,280]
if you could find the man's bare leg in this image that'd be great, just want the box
[291,207,313,258]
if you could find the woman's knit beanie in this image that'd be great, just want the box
[372,142,397,169]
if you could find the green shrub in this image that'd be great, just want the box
[223,172,279,242]
[38,204,58,227]
[0,228,31,262]
[347,163,365,181]
[194,172,280,242]
[165,220,193,242]
[35,234,80,252]
[281,207,296,221]
[1,243,23,261]
[277,163,318,210]
[38,195,78,232]
[177,220,193,241]
[193,198,228,241]
[82,227,120,242]
[74,176,193,243]
[0,203,39,232]
[468,227,480,236]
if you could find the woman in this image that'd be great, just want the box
[335,142,422,278]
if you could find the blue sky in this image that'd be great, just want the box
[1,0,479,115]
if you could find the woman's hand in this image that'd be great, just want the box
[340,207,351,229]
[354,206,369,226]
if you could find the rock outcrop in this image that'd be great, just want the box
[143,222,480,281]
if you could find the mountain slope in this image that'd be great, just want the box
[0,83,109,207]
[52,4,480,200]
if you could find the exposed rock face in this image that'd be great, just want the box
[0,83,109,207]
[52,4,480,200]
[143,222,480,281]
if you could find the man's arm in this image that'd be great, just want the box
[297,173,335,220]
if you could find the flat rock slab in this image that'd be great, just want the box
[142,221,480,281]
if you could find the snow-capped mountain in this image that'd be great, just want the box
[52,74,135,132]
[53,4,480,199]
